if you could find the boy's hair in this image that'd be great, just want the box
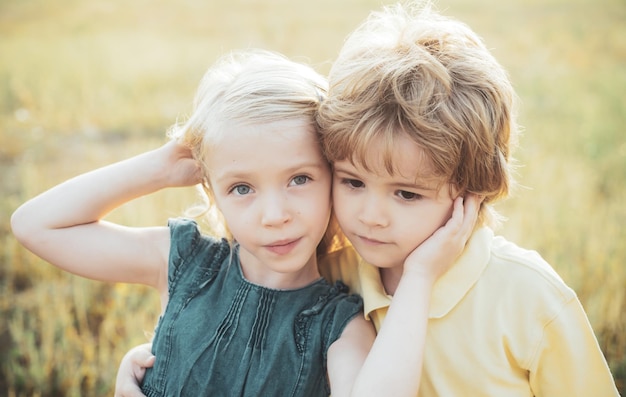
[317,1,519,226]
[169,49,342,252]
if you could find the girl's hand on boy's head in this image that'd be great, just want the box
[402,194,482,283]
[114,343,155,397]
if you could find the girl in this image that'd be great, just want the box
[11,49,376,396]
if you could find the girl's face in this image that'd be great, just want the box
[332,133,455,272]
[207,119,332,289]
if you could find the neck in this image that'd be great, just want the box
[379,265,404,296]
[238,249,321,290]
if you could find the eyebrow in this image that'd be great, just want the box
[213,161,327,184]
[333,164,437,191]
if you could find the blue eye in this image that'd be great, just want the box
[232,185,251,195]
[292,175,310,186]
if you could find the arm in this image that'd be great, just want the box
[10,140,202,292]
[343,195,481,397]
[115,343,155,397]
[327,314,377,396]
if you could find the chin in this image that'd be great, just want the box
[357,250,398,269]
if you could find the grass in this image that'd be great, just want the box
[1,0,624,395]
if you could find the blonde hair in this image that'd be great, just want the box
[317,1,519,226]
[168,49,342,253]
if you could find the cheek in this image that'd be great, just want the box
[216,197,252,227]
[308,197,331,220]
[315,193,333,221]
[218,208,242,234]
[331,190,351,219]
[435,200,455,228]
[298,185,332,219]
[400,203,453,247]
[440,204,454,227]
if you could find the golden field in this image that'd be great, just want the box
[0,0,624,395]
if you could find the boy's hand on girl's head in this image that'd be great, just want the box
[403,194,482,283]
[114,343,155,397]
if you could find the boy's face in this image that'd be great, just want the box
[332,133,455,270]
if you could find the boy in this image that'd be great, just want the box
[316,1,619,396]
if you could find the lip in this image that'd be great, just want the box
[264,238,301,255]
[357,235,388,246]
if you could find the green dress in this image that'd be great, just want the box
[141,218,363,397]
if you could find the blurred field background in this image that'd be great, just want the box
[0,0,624,395]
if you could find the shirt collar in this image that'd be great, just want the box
[357,259,392,320]
[429,226,492,318]
[358,227,492,320]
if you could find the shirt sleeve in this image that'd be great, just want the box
[167,218,202,289]
[167,218,229,296]
[528,296,620,396]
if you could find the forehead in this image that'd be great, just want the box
[206,119,326,178]
[351,133,438,182]
[211,118,319,154]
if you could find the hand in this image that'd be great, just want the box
[114,343,155,397]
[403,194,482,282]
[158,140,204,188]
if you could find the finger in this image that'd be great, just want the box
[446,196,466,231]
[463,194,481,222]
[115,385,148,397]
[459,194,481,237]
[132,357,155,381]
[138,352,156,367]
[126,343,155,365]
[145,354,156,367]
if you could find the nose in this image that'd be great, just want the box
[357,193,389,228]
[261,192,291,227]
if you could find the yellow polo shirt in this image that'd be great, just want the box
[319,227,619,397]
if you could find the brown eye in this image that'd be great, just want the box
[397,190,421,201]
[342,178,364,188]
